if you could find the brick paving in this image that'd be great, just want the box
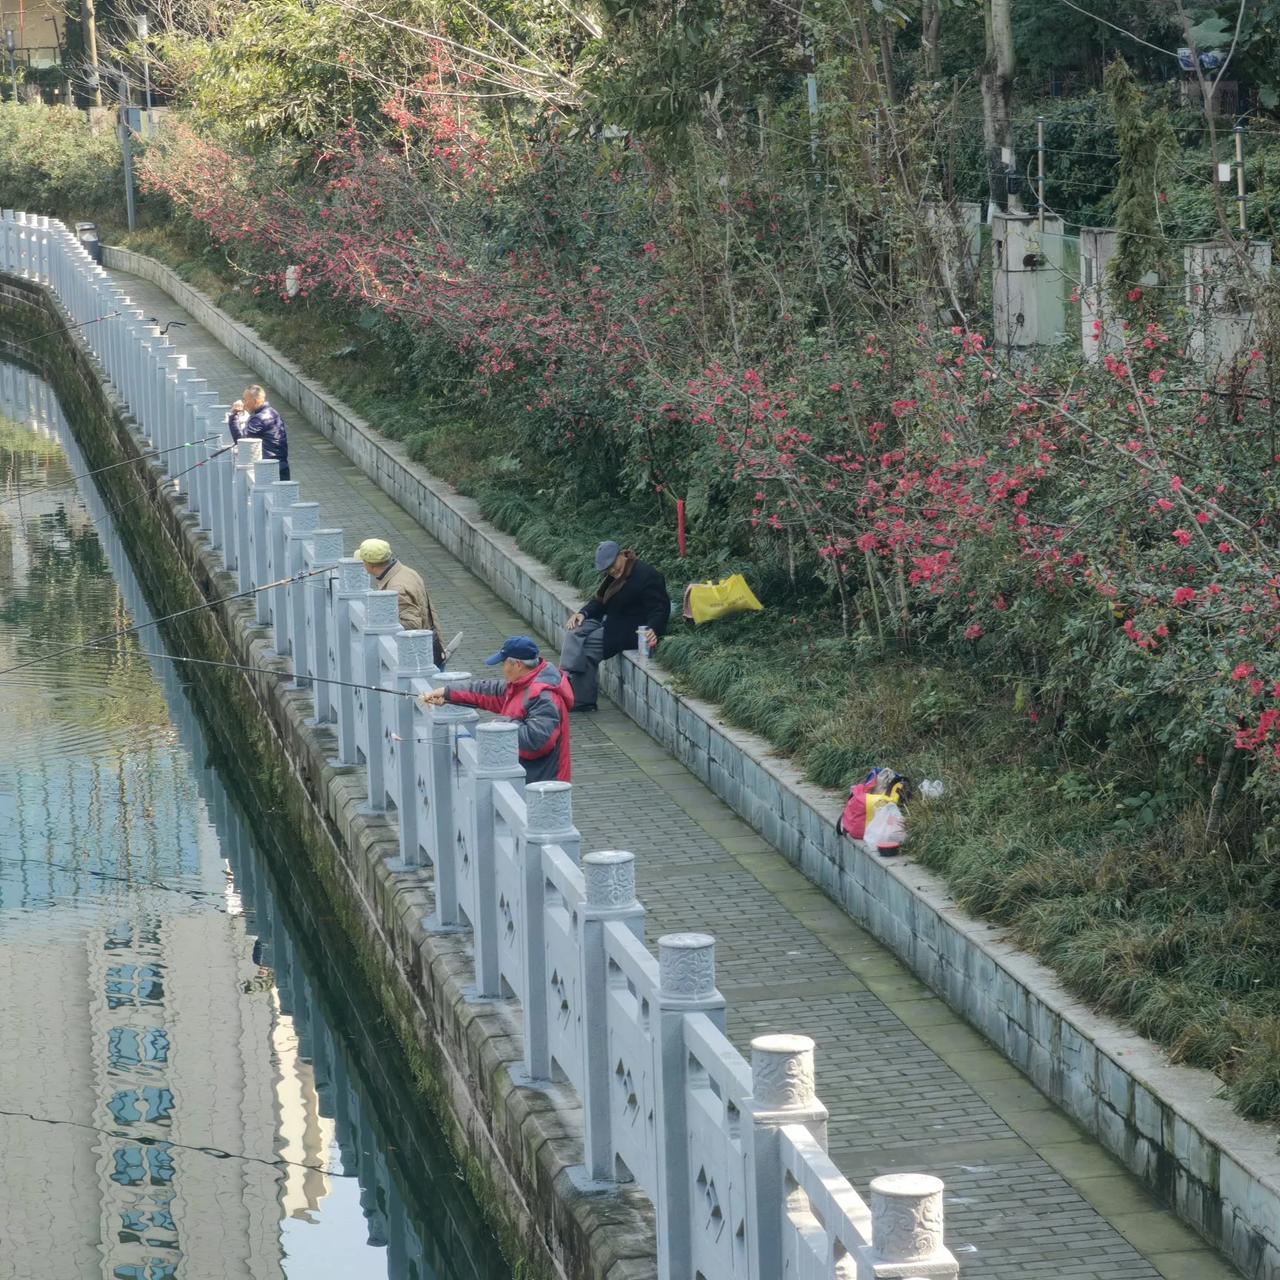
[108,269,1241,1280]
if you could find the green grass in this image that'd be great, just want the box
[112,227,1280,1125]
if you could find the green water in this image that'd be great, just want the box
[0,361,510,1279]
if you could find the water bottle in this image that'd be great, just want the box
[636,626,651,660]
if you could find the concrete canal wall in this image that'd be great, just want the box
[96,243,1280,1280]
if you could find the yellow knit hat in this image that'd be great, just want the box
[355,538,393,564]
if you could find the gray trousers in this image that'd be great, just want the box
[560,618,605,706]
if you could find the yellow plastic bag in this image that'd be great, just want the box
[684,574,764,625]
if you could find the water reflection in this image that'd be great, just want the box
[0,362,509,1280]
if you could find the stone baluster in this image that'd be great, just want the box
[653,933,725,1277]
[358,590,402,813]
[303,530,343,726]
[243,460,279,599]
[389,629,436,866]
[285,502,321,684]
[231,439,263,583]
[421,672,477,923]
[265,480,300,649]
[469,720,524,996]
[867,1174,954,1279]
[747,1034,830,1277]
[327,558,368,768]
[579,850,644,1183]
[520,781,579,1082]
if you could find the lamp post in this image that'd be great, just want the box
[135,12,152,124]
[5,29,17,104]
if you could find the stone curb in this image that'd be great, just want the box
[102,244,1280,1279]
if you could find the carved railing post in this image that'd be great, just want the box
[303,530,343,726]
[654,933,725,1276]
[327,558,367,767]
[358,591,401,813]
[232,439,263,583]
[249,462,280,620]
[866,1174,954,1279]
[285,502,320,685]
[389,629,435,866]
[748,1034,830,1277]
[469,720,523,996]
[580,850,644,1182]
[265,480,300,652]
[520,781,578,1081]
[422,673,476,927]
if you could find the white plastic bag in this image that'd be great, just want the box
[864,802,907,851]
[920,778,945,800]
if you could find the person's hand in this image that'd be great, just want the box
[566,611,585,630]
[419,688,446,707]
[231,399,244,413]
[641,627,657,649]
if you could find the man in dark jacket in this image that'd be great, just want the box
[228,384,290,480]
[419,636,574,782]
[560,540,670,711]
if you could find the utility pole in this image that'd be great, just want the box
[1036,115,1046,231]
[81,0,102,107]
[116,72,137,230]
[136,12,152,126]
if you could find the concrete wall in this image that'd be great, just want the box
[102,245,1280,1280]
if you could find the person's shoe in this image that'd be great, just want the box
[571,702,597,713]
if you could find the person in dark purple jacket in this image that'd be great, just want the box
[228,384,290,480]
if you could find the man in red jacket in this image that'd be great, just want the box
[418,636,574,782]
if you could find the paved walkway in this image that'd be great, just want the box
[112,269,1240,1280]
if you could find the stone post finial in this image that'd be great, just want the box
[395,629,434,673]
[364,590,401,629]
[476,719,520,770]
[310,529,344,567]
[583,851,636,910]
[525,780,573,837]
[750,1034,817,1110]
[289,501,319,534]
[658,933,716,1000]
[335,557,366,594]
[236,438,262,464]
[251,458,279,486]
[870,1173,946,1265]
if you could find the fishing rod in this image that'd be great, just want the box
[0,435,221,507]
[4,310,121,352]
[101,441,235,522]
[0,566,330,679]
[79,642,422,700]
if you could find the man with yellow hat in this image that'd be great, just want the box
[355,539,445,666]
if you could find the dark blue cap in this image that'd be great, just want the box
[485,635,540,666]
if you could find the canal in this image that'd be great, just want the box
[0,358,511,1280]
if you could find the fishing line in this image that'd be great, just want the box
[0,567,330,679]
[0,434,221,507]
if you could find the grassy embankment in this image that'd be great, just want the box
[110,224,1280,1123]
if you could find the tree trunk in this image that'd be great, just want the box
[980,0,1016,211]
[879,21,898,105]
[922,0,942,79]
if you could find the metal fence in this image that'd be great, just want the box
[0,209,960,1280]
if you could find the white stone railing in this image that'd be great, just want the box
[0,210,959,1280]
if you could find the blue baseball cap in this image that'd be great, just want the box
[485,635,540,666]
